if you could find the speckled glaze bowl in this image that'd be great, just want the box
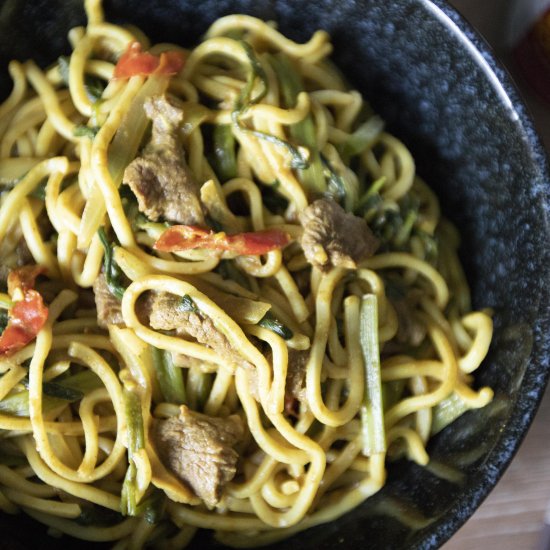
[1,0,550,548]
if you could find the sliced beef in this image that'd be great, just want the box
[145,291,250,369]
[152,405,243,507]
[299,198,379,271]
[284,349,309,416]
[93,274,124,329]
[123,94,205,226]
[285,349,309,402]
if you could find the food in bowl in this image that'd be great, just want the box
[0,0,493,546]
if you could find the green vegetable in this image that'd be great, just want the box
[135,490,166,524]
[179,294,199,314]
[234,40,268,112]
[28,177,48,201]
[231,42,309,171]
[195,372,213,411]
[73,125,100,139]
[151,347,187,405]
[97,227,126,300]
[76,505,124,527]
[359,294,386,455]
[431,392,470,435]
[121,389,145,516]
[216,260,251,290]
[258,311,293,340]
[243,128,310,169]
[0,370,102,417]
[339,116,384,160]
[58,56,105,102]
[0,310,8,335]
[21,377,84,402]
[269,53,325,193]
[212,124,238,182]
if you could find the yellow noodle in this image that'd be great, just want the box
[0,6,494,548]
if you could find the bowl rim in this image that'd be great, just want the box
[410,1,550,547]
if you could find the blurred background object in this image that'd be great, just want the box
[444,1,550,549]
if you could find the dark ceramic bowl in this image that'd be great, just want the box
[1,0,550,549]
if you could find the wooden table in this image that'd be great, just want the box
[444,1,550,548]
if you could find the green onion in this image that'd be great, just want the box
[258,311,293,340]
[121,389,145,516]
[240,127,310,169]
[73,125,100,139]
[269,53,325,193]
[431,392,470,435]
[98,227,126,300]
[0,370,102,417]
[359,294,386,455]
[340,116,384,160]
[212,124,238,182]
[234,40,268,112]
[21,377,84,402]
[151,347,187,405]
[28,177,48,200]
[231,42,309,171]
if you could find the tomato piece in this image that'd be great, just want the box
[113,41,185,79]
[0,266,48,356]
[7,265,46,295]
[154,225,291,255]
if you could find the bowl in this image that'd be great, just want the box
[1,0,550,549]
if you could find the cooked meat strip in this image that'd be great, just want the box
[144,291,250,369]
[93,274,124,329]
[123,94,205,226]
[152,405,244,507]
[299,198,379,271]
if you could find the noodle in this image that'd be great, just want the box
[0,2,493,547]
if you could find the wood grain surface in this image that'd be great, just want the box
[444,1,550,548]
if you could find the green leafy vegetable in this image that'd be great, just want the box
[231,42,309,171]
[21,377,84,402]
[258,311,293,340]
[98,227,126,300]
[0,370,102,417]
[58,56,105,102]
[269,53,325,193]
[151,347,187,405]
[135,490,166,524]
[73,125,100,139]
[339,116,385,160]
[359,294,386,455]
[179,294,199,314]
[76,505,124,527]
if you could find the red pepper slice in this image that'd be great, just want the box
[113,42,186,79]
[154,225,291,255]
[0,266,48,357]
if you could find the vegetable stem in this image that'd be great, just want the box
[151,347,187,405]
[359,294,386,455]
[121,388,145,516]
